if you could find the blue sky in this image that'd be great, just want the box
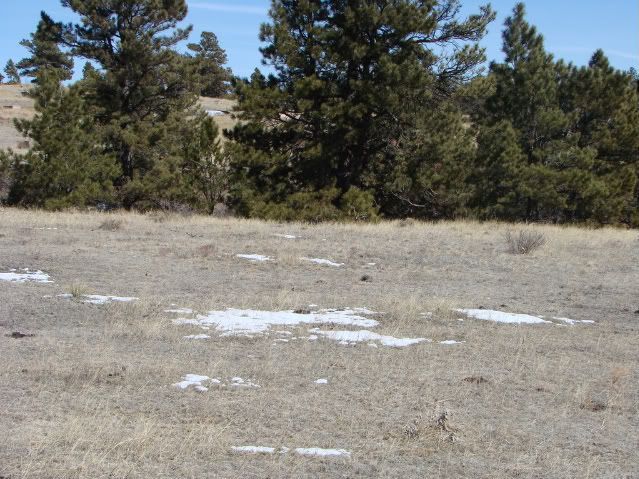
[1,0,637,81]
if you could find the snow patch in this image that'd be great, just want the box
[183,334,210,340]
[456,309,551,324]
[553,317,596,325]
[0,269,52,283]
[314,378,328,384]
[310,328,428,348]
[206,110,225,116]
[439,340,464,345]
[174,374,211,392]
[82,295,138,305]
[274,234,297,239]
[294,448,351,458]
[236,254,271,262]
[173,308,379,336]
[301,257,344,267]
[231,446,351,458]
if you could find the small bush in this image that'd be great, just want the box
[69,283,88,298]
[98,218,122,231]
[504,230,546,254]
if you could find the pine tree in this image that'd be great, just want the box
[7,70,118,209]
[187,31,232,97]
[228,0,494,220]
[472,3,634,224]
[59,0,199,208]
[4,60,21,84]
[17,12,74,82]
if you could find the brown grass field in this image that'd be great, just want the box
[0,208,638,478]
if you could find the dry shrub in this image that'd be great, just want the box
[504,229,547,254]
[98,218,123,231]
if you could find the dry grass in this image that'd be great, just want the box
[0,208,638,478]
[504,229,547,254]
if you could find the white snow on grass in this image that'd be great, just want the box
[58,293,137,304]
[174,375,258,391]
[301,257,344,267]
[174,374,211,392]
[456,309,551,324]
[553,317,596,325]
[274,234,298,239]
[232,446,277,454]
[206,110,225,116]
[439,340,464,345]
[230,377,260,388]
[236,254,272,262]
[82,294,138,305]
[294,448,351,458]
[173,308,379,336]
[314,378,328,384]
[231,446,351,458]
[309,328,428,348]
[0,269,52,283]
[183,334,211,340]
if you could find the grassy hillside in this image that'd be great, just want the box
[1,209,637,478]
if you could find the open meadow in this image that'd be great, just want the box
[1,209,638,478]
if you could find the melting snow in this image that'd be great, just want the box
[206,110,224,116]
[314,378,328,384]
[294,448,351,458]
[309,328,428,347]
[301,257,344,267]
[174,374,211,392]
[274,234,297,239]
[236,254,271,262]
[553,317,596,325]
[439,340,464,345]
[173,308,379,336]
[184,334,210,340]
[457,309,551,324]
[231,446,350,458]
[58,293,137,304]
[0,269,52,283]
[230,377,260,388]
[232,446,277,454]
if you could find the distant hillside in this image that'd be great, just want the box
[0,84,238,152]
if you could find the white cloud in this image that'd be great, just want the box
[189,1,267,15]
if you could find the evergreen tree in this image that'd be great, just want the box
[473,3,637,224]
[228,0,494,220]
[7,69,118,209]
[17,12,74,82]
[59,0,199,208]
[187,31,232,97]
[4,60,21,84]
[0,72,4,83]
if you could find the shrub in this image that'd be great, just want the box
[504,230,547,254]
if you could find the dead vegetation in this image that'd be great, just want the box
[504,229,547,254]
[0,209,637,478]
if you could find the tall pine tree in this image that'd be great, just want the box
[228,0,494,220]
[59,0,200,208]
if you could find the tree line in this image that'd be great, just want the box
[1,0,638,226]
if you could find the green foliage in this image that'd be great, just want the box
[7,71,118,209]
[186,31,232,97]
[472,3,639,225]
[60,0,201,207]
[229,0,494,220]
[4,60,21,84]
[17,12,74,82]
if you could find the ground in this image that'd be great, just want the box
[0,209,638,478]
